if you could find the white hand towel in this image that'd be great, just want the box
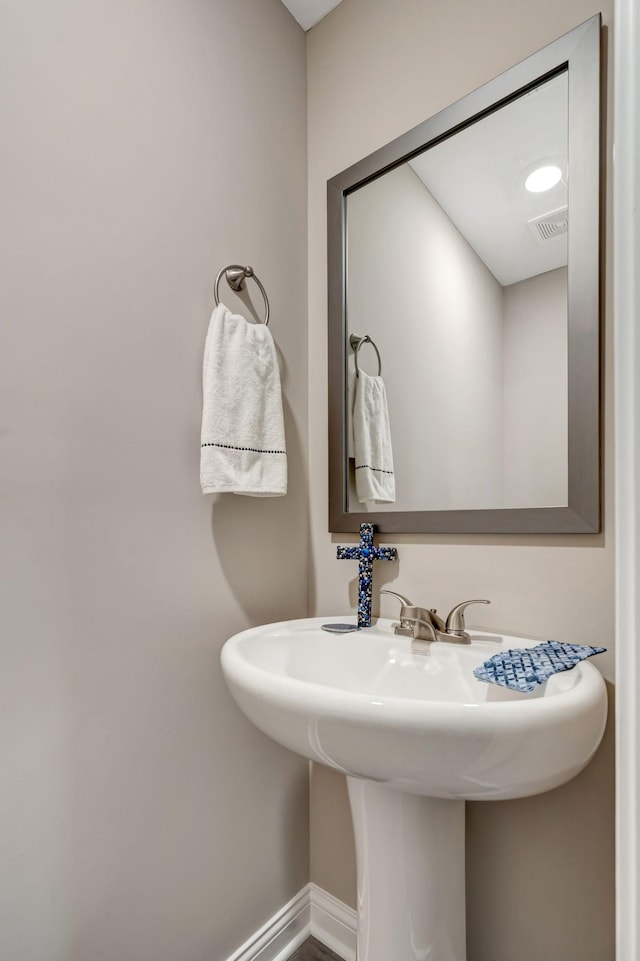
[347,352,357,459]
[353,370,395,503]
[200,303,287,496]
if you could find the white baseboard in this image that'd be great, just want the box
[224,887,310,961]
[309,883,357,961]
[223,883,357,961]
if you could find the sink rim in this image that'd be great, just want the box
[221,615,606,730]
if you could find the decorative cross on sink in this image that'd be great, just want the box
[337,523,398,628]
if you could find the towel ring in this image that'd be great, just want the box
[350,333,382,377]
[214,264,270,326]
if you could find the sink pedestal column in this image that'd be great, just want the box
[347,777,466,961]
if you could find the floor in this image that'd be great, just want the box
[287,936,343,961]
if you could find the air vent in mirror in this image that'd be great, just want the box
[527,206,568,245]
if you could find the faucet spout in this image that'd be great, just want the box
[401,608,440,644]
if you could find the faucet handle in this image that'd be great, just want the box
[380,590,438,644]
[380,589,414,609]
[445,599,490,636]
[380,590,418,638]
[381,591,445,631]
[380,590,419,637]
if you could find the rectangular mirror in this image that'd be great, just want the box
[328,15,601,534]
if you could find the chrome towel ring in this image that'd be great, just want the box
[214,264,270,326]
[350,333,382,377]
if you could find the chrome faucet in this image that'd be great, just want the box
[381,590,490,653]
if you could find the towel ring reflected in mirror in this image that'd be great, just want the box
[350,333,382,377]
[214,264,270,326]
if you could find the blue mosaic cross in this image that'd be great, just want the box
[337,523,398,628]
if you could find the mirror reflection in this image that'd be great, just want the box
[346,71,569,513]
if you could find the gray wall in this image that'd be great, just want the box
[347,164,504,511]
[0,1,617,959]
[503,268,568,507]
[0,2,309,959]
[306,1,615,960]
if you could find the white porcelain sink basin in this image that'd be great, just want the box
[221,616,607,961]
[221,616,607,801]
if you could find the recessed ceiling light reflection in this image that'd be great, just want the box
[525,164,563,193]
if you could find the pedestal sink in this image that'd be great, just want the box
[221,617,607,961]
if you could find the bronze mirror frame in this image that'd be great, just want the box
[327,15,601,534]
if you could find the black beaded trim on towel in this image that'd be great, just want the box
[355,464,394,474]
[201,442,286,455]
